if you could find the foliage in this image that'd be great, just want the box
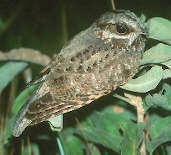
[0,1,171,155]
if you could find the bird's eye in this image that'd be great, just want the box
[116,23,129,34]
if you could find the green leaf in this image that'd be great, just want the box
[63,136,84,155]
[76,110,138,153]
[121,66,163,93]
[137,123,146,148]
[89,111,135,138]
[149,116,171,139]
[163,69,171,79]
[147,119,171,154]
[147,17,171,44]
[89,143,101,155]
[141,43,171,65]
[76,126,122,153]
[145,94,170,110]
[103,101,137,121]
[4,117,15,144]
[120,123,137,155]
[5,84,39,141]
[0,62,28,93]
[59,128,85,155]
[23,143,40,155]
[166,144,171,154]
[140,14,146,23]
[162,60,171,69]
[12,84,39,114]
[162,83,171,108]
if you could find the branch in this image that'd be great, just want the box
[124,93,146,155]
[0,48,51,66]
[111,0,116,10]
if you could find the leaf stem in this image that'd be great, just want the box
[57,136,65,155]
[124,93,146,155]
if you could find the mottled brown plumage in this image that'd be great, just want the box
[12,10,146,137]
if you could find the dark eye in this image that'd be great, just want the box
[116,23,129,34]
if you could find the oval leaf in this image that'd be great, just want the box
[12,84,38,114]
[147,117,171,154]
[76,126,121,153]
[147,17,171,44]
[162,60,171,69]
[121,66,163,93]
[163,69,171,79]
[141,43,171,65]
[0,62,28,93]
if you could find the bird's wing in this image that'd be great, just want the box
[11,25,111,137]
[11,75,107,137]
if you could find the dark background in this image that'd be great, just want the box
[0,0,171,54]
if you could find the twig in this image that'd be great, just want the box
[75,117,93,155]
[111,0,116,11]
[113,94,132,105]
[124,93,146,155]
[144,112,150,149]
[60,0,68,44]
[5,78,16,131]
[27,136,31,155]
[57,136,65,155]
[0,48,51,66]
[21,139,24,155]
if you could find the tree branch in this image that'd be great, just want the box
[0,48,51,66]
[124,93,146,155]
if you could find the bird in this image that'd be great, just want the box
[12,9,146,137]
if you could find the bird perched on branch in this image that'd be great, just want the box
[12,10,146,137]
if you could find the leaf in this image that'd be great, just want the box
[141,43,171,65]
[140,14,146,23]
[103,101,137,121]
[59,128,86,155]
[120,123,138,155]
[89,111,135,138]
[23,143,40,155]
[76,126,122,153]
[162,83,171,107]
[76,110,138,153]
[166,144,171,154]
[0,62,28,93]
[163,69,171,79]
[145,94,170,110]
[147,119,171,154]
[147,17,171,44]
[61,135,84,155]
[121,66,163,93]
[4,117,15,144]
[48,114,63,132]
[5,84,39,142]
[89,144,101,155]
[12,84,39,114]
[149,116,171,139]
[162,60,171,69]
[137,123,146,148]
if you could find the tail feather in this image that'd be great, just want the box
[11,95,37,137]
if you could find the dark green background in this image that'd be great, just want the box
[0,0,171,54]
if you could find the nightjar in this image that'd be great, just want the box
[12,10,146,137]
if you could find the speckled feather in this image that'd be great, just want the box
[12,10,146,137]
